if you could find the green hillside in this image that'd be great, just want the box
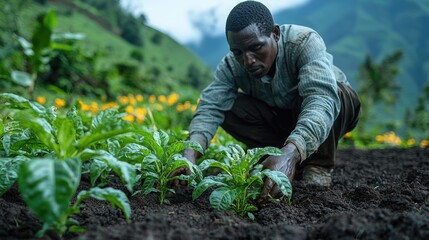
[275,0,428,110]
[0,0,212,100]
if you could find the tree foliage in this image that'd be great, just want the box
[356,50,403,134]
[357,50,403,106]
[406,85,429,138]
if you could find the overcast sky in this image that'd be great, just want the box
[120,0,309,45]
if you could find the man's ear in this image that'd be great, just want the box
[273,25,280,41]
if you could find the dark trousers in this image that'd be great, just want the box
[220,82,361,173]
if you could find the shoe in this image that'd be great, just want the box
[302,165,332,187]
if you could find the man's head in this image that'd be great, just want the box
[226,1,274,38]
[226,1,280,78]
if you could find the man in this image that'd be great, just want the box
[175,0,361,203]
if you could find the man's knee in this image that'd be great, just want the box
[225,95,273,124]
[338,83,361,134]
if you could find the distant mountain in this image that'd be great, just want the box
[187,0,429,115]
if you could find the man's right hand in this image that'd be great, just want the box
[168,148,202,187]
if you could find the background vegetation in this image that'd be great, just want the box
[0,0,212,102]
[0,0,428,148]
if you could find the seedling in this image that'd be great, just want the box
[134,129,203,204]
[192,144,292,219]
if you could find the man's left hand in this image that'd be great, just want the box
[257,143,300,204]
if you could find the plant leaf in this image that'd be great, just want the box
[75,187,131,223]
[89,159,109,187]
[117,143,151,164]
[209,187,238,211]
[246,147,282,167]
[0,156,30,196]
[77,128,132,150]
[79,149,136,192]
[154,130,169,148]
[1,127,31,156]
[224,144,245,165]
[262,169,293,202]
[133,129,164,158]
[141,178,158,195]
[14,110,59,155]
[11,71,32,87]
[54,117,77,159]
[0,93,45,114]
[80,109,132,148]
[197,159,230,174]
[167,157,193,177]
[165,140,203,160]
[66,107,84,139]
[18,157,81,228]
[0,119,3,136]
[192,178,228,200]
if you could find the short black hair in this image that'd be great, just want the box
[225,1,274,37]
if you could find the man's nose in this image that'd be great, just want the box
[244,52,255,66]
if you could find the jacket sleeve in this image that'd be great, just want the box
[189,56,238,149]
[285,31,341,161]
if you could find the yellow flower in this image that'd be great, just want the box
[406,139,415,146]
[78,99,90,111]
[394,138,401,145]
[125,105,134,113]
[54,98,66,108]
[135,107,147,123]
[118,96,129,105]
[128,94,137,106]
[375,135,384,143]
[420,139,429,148]
[154,104,163,111]
[136,94,144,102]
[211,133,219,143]
[123,114,134,122]
[101,102,118,110]
[176,104,185,112]
[376,131,401,145]
[90,102,99,114]
[184,101,191,109]
[344,132,352,139]
[158,95,167,103]
[135,107,147,116]
[36,96,46,105]
[191,105,197,113]
[167,93,179,106]
[149,95,156,103]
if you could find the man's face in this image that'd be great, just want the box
[227,24,279,78]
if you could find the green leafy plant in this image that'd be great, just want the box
[134,129,203,204]
[0,93,134,237]
[192,144,292,219]
[11,10,81,99]
[19,157,131,237]
[79,148,137,193]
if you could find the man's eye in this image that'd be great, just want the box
[251,45,262,51]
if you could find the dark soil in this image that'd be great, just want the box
[1,147,428,240]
